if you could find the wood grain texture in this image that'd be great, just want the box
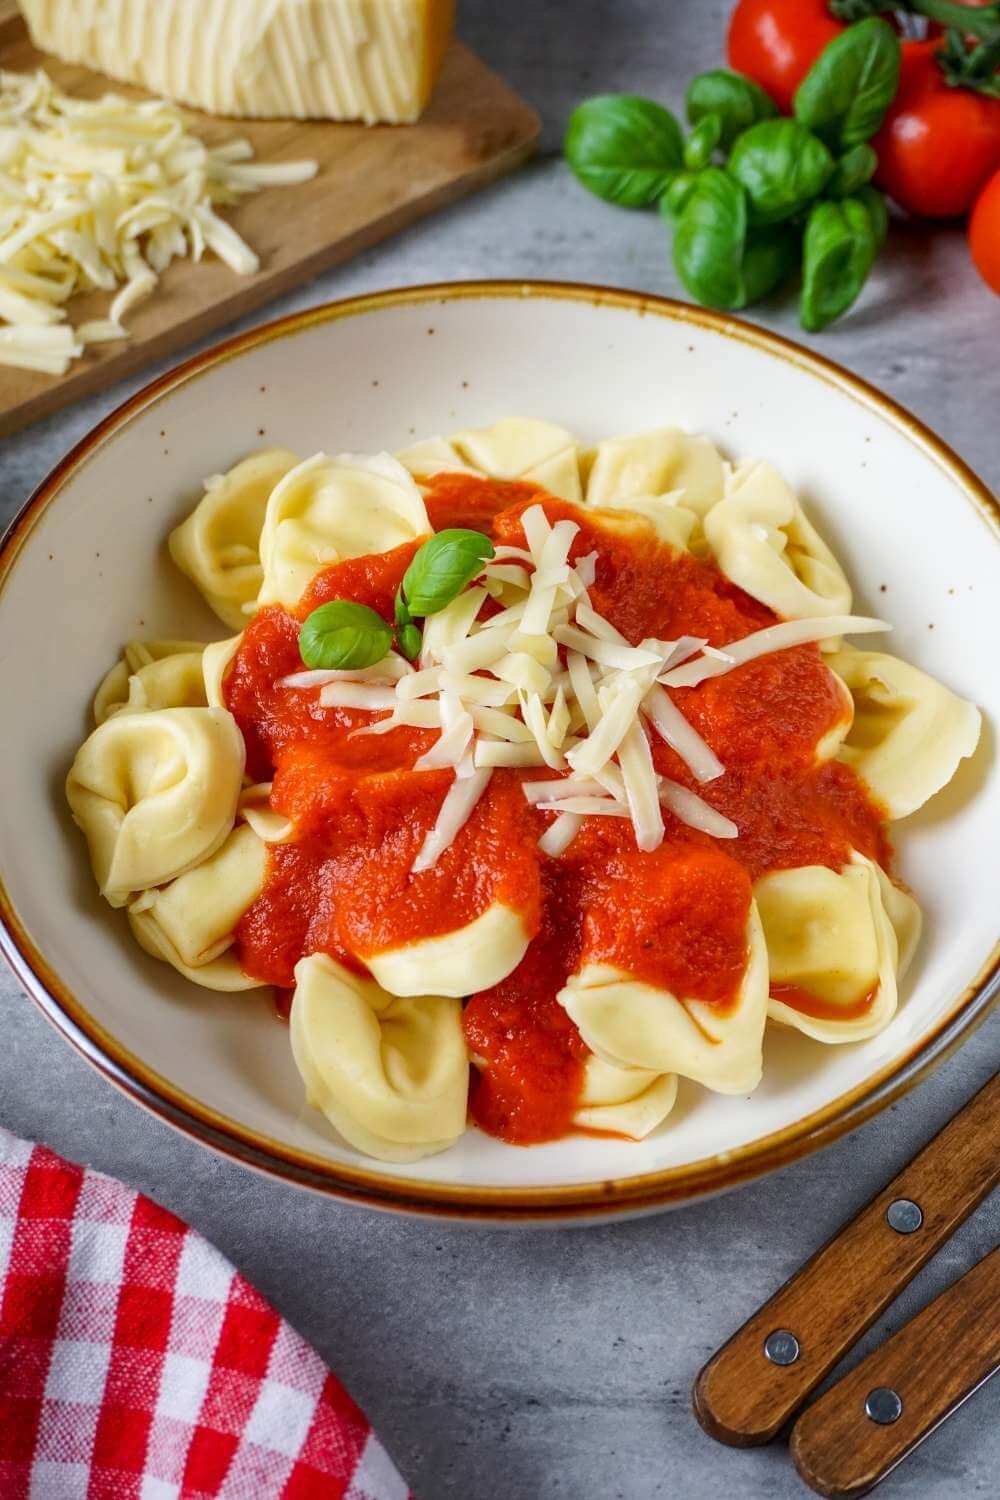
[0,4,539,437]
[790,1248,1000,1498]
[693,1071,999,1446]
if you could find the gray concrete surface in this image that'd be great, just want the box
[1,3,997,1496]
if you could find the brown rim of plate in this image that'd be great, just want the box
[1,279,998,1223]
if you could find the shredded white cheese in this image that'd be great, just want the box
[412,768,493,874]
[659,779,739,839]
[660,615,890,689]
[0,69,317,373]
[282,508,889,869]
[318,684,398,711]
[618,720,664,853]
[538,811,582,857]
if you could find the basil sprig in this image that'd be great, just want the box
[827,142,878,198]
[297,528,494,672]
[674,171,798,311]
[673,170,748,310]
[400,528,495,617]
[685,69,777,150]
[683,114,723,171]
[298,600,393,671]
[801,195,881,332]
[565,95,684,207]
[563,18,901,333]
[393,591,422,663]
[793,18,901,150]
[727,119,834,225]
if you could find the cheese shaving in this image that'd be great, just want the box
[520,690,566,770]
[547,686,571,749]
[659,779,739,839]
[660,616,890,689]
[555,624,662,672]
[496,652,551,696]
[521,777,608,805]
[281,656,411,689]
[414,680,473,772]
[0,69,317,372]
[317,684,398,711]
[411,768,493,874]
[535,797,630,817]
[474,739,548,769]
[618,721,664,852]
[566,676,644,776]
[538,812,582,857]
[642,683,724,784]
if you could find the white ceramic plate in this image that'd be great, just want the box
[1,282,997,1224]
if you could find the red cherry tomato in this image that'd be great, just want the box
[727,0,844,113]
[873,41,1000,218]
[969,168,1000,294]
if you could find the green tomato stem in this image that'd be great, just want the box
[911,1,1000,39]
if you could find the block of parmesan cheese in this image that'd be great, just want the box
[18,0,456,123]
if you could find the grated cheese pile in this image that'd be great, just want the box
[282,503,889,871]
[0,69,317,374]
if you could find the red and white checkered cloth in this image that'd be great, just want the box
[0,1127,412,1500]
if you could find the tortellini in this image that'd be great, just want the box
[450,417,583,502]
[289,953,468,1162]
[257,452,429,610]
[66,707,244,907]
[64,418,982,1168]
[573,1057,678,1139]
[93,639,206,724]
[168,449,300,629]
[237,783,294,844]
[202,635,244,710]
[589,497,698,554]
[557,906,769,1095]
[396,435,478,479]
[827,647,981,819]
[756,852,921,1043]
[128,825,268,991]
[703,461,852,624]
[93,641,208,724]
[583,427,725,517]
[364,902,531,1000]
[814,669,856,764]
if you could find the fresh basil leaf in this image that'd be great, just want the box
[394,590,413,630]
[398,623,423,662]
[402,529,495,617]
[565,95,684,207]
[393,590,421,659]
[794,18,901,149]
[800,196,879,332]
[673,169,749,310]
[686,69,778,150]
[684,114,723,170]
[659,169,701,219]
[741,226,800,305]
[299,600,393,671]
[858,184,889,248]
[727,119,834,225]
[827,142,878,197]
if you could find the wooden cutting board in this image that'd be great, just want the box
[0,3,540,438]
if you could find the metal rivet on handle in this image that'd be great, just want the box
[886,1199,923,1234]
[764,1329,800,1366]
[865,1387,903,1424]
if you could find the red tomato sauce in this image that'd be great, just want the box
[769,984,877,1023]
[226,473,889,1145]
